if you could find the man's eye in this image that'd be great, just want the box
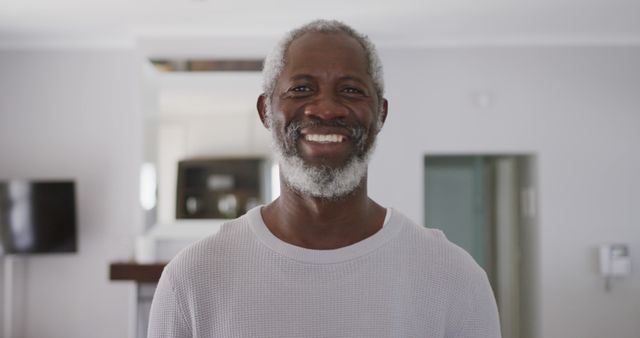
[290,86,311,92]
[342,87,363,94]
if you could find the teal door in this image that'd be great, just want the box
[425,155,533,338]
[424,156,492,273]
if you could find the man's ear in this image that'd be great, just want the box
[256,94,269,129]
[377,98,389,133]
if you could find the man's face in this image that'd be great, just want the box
[261,31,387,198]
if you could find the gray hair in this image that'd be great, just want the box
[262,19,385,104]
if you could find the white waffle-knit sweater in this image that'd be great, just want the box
[147,206,501,338]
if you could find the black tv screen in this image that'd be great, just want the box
[0,181,77,254]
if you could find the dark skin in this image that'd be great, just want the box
[256,31,389,250]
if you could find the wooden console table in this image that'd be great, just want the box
[109,262,167,338]
[109,262,167,282]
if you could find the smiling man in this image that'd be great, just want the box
[148,20,501,338]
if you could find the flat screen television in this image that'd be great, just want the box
[0,180,77,254]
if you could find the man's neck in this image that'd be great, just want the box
[261,180,386,250]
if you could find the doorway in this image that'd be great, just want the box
[424,155,537,338]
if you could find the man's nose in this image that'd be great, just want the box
[303,93,348,120]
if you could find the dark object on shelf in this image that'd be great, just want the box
[0,180,77,254]
[176,158,265,219]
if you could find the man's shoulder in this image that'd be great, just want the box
[162,213,254,278]
[391,209,487,280]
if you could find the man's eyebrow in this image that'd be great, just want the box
[287,74,368,84]
[338,75,368,85]
[288,74,314,81]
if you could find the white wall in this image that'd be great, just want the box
[0,49,142,338]
[369,46,640,338]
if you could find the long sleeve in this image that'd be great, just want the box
[147,267,192,338]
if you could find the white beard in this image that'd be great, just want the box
[266,108,377,200]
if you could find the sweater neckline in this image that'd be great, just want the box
[247,205,404,264]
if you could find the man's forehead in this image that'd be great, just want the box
[285,32,367,64]
[280,32,370,78]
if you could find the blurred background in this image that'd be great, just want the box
[1,1,639,337]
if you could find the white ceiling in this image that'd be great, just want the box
[2,0,640,52]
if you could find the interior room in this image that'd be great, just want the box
[1,1,639,337]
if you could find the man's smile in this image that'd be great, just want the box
[304,134,346,143]
[299,132,353,161]
[299,125,352,140]
[289,123,363,163]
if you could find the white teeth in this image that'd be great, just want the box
[304,134,344,143]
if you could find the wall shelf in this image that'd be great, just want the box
[109,262,166,283]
